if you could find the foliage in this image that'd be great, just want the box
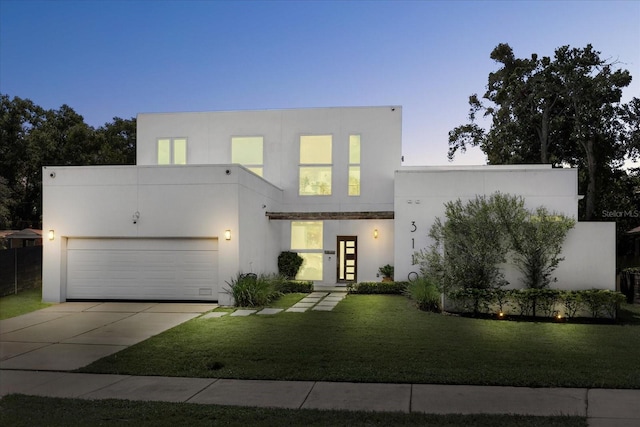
[448,43,637,222]
[417,193,574,291]
[378,264,394,279]
[511,208,575,289]
[580,289,626,319]
[0,94,136,228]
[447,288,493,315]
[404,276,442,312]
[347,281,408,294]
[277,251,304,280]
[561,291,584,319]
[224,273,281,307]
[420,192,526,291]
[446,287,625,320]
[275,279,313,294]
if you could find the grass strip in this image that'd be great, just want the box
[0,288,51,320]
[0,394,587,427]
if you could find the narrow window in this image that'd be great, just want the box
[291,221,323,280]
[157,138,187,165]
[349,135,361,196]
[299,135,332,196]
[232,136,264,177]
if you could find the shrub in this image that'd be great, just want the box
[277,251,304,280]
[561,291,583,318]
[581,289,626,319]
[511,208,575,289]
[347,281,408,294]
[448,288,493,315]
[276,280,314,293]
[509,289,535,316]
[378,264,394,279]
[532,288,562,317]
[405,276,441,312]
[225,273,281,307]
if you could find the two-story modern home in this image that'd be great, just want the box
[42,106,614,305]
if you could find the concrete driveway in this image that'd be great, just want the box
[0,302,217,371]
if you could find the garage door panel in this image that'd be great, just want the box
[67,239,218,301]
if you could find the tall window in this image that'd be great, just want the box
[349,134,361,196]
[157,138,187,165]
[232,136,264,177]
[291,221,323,281]
[299,135,332,196]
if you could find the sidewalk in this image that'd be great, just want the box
[1,369,639,426]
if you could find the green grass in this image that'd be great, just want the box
[0,395,587,427]
[80,295,640,388]
[0,288,51,320]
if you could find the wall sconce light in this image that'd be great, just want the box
[373,229,378,239]
[132,211,140,224]
[224,230,231,240]
[48,230,55,241]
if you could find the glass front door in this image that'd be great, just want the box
[337,236,357,283]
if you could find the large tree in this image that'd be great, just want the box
[448,43,636,221]
[0,94,136,229]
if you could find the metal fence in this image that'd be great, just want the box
[0,246,42,297]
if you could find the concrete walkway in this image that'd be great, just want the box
[0,369,638,425]
[0,302,217,371]
[1,301,639,425]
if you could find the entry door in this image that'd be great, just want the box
[337,236,357,283]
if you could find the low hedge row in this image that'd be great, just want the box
[347,281,409,294]
[276,280,314,293]
[447,288,626,319]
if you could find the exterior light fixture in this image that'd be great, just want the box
[373,229,378,239]
[224,230,231,240]
[498,312,504,319]
[48,230,55,241]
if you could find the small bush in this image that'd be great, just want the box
[561,291,583,318]
[405,277,441,312]
[581,289,626,319]
[448,288,492,315]
[225,273,281,307]
[276,280,314,294]
[278,251,304,279]
[347,281,408,294]
[378,264,394,279]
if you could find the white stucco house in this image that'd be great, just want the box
[42,106,615,305]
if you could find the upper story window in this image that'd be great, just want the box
[157,138,187,165]
[299,135,332,196]
[349,135,361,196]
[232,136,263,177]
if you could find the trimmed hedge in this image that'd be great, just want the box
[276,280,314,294]
[347,281,409,294]
[446,288,626,319]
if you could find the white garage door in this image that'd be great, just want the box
[67,238,218,301]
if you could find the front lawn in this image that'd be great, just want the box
[80,295,640,388]
[0,288,51,320]
[0,395,587,427]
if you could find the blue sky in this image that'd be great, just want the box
[1,0,638,166]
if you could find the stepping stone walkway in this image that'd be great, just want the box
[287,292,347,313]
[204,291,348,317]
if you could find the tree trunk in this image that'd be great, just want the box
[540,108,549,164]
[584,138,597,220]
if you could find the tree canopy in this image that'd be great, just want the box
[448,43,639,224]
[0,94,136,229]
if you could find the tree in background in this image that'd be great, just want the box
[448,43,637,223]
[0,94,136,229]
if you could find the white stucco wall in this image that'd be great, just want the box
[393,165,615,290]
[137,106,401,213]
[42,164,284,303]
